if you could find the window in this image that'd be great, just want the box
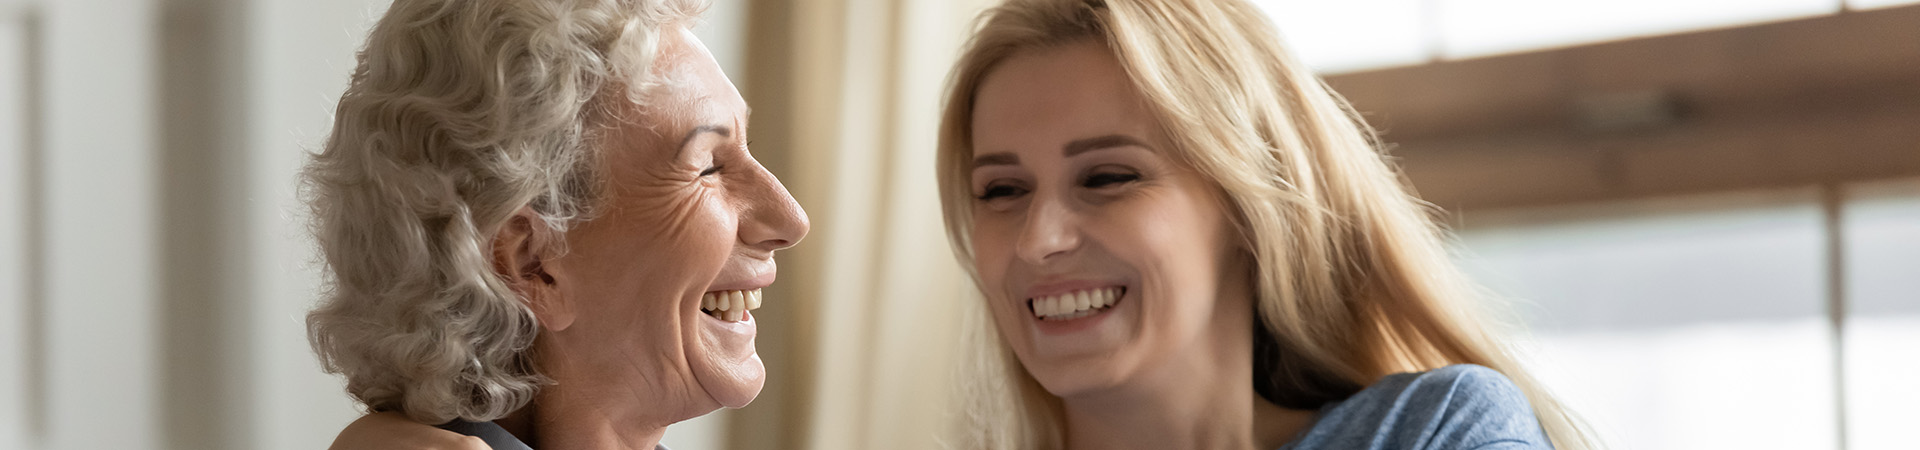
[1452,188,1872,450]
[1258,0,1864,73]
[1840,179,1920,450]
[1438,0,1839,58]
[1250,0,1431,73]
[1850,0,1920,10]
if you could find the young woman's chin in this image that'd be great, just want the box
[1025,361,1132,398]
[1008,289,1148,398]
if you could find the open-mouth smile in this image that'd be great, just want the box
[701,289,762,322]
[1028,286,1125,321]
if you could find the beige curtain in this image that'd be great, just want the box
[729,0,994,449]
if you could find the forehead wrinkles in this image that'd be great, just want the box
[603,26,702,138]
[639,53,726,138]
[625,79,698,137]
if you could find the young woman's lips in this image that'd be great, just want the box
[1026,285,1127,336]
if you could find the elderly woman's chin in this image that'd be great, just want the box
[692,311,767,408]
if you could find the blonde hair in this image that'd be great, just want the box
[934,0,1593,448]
[303,0,702,424]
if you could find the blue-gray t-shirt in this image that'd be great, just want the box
[1281,364,1552,450]
[441,364,1545,450]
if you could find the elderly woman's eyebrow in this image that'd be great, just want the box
[677,124,733,159]
[680,124,732,148]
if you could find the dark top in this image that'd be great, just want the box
[437,419,671,450]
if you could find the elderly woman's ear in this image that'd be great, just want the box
[491,206,576,332]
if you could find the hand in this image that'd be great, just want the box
[328,412,489,450]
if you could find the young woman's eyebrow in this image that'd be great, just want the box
[972,134,1147,169]
[972,152,1020,168]
[1062,134,1147,157]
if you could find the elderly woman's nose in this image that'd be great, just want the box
[738,163,809,252]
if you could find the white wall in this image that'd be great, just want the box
[1,4,37,450]
[237,0,393,447]
[3,0,379,448]
[33,0,164,449]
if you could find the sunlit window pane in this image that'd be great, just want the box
[1439,0,1842,58]
[1841,179,1920,450]
[1848,0,1920,10]
[1250,0,1431,73]
[1453,190,1838,450]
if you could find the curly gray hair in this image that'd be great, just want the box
[303,0,704,423]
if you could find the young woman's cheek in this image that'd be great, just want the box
[973,213,1027,296]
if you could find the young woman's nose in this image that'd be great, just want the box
[1015,194,1080,264]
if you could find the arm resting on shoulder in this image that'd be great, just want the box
[329,412,489,450]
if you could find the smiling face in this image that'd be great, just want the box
[534,26,808,418]
[967,40,1254,399]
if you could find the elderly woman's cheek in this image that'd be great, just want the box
[631,182,730,243]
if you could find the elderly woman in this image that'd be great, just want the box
[302,0,807,448]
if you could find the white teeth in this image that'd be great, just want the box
[700,289,763,322]
[1030,287,1124,320]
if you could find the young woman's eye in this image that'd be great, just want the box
[1083,172,1140,188]
[977,184,1028,201]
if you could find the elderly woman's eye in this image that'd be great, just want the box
[700,165,723,177]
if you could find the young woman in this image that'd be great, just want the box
[936,0,1591,449]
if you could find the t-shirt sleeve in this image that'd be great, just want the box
[1377,364,1554,450]
[1284,364,1555,450]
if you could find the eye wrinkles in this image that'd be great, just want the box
[682,123,752,178]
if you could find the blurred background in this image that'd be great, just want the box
[1,0,1915,449]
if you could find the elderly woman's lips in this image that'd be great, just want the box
[707,269,777,293]
[700,289,763,322]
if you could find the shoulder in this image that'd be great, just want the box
[1284,364,1552,450]
[436,419,531,450]
[1374,364,1535,418]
